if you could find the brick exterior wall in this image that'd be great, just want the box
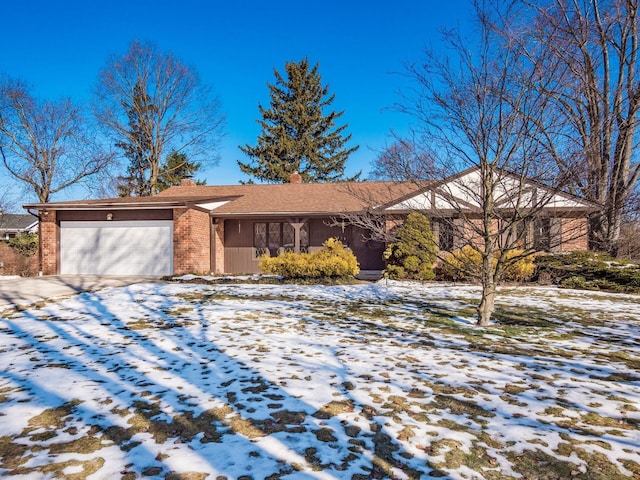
[173,207,211,274]
[41,210,58,275]
[0,242,38,276]
[560,217,588,251]
[212,220,225,273]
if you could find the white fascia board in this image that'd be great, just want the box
[195,200,231,212]
[386,193,432,211]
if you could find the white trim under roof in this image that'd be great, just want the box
[195,200,231,212]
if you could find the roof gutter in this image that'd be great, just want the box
[22,201,191,211]
[209,210,373,218]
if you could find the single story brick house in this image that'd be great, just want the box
[23,168,598,276]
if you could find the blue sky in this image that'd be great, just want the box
[1,0,469,202]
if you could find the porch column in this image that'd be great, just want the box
[288,218,308,253]
[211,218,225,273]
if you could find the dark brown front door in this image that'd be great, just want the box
[349,226,385,270]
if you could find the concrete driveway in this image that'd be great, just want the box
[0,275,163,309]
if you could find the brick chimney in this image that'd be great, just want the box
[180,178,197,186]
[289,172,302,184]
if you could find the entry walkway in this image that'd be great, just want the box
[356,270,383,281]
[0,275,162,309]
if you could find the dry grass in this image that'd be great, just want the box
[0,281,638,479]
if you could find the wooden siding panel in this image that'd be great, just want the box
[224,220,254,248]
[224,247,259,273]
[309,219,347,246]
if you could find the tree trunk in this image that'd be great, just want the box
[590,202,625,256]
[477,251,497,326]
[588,214,606,252]
[477,280,496,327]
[607,207,623,258]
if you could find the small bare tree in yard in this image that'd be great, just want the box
[0,77,114,203]
[370,136,439,182]
[520,0,640,256]
[391,2,580,325]
[93,40,224,196]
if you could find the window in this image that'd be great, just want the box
[436,219,454,252]
[254,223,268,257]
[268,223,281,256]
[515,219,533,248]
[283,223,295,253]
[300,223,309,253]
[534,218,551,251]
[254,222,309,258]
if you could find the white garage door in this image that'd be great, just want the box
[60,221,173,275]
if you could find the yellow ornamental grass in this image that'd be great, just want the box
[438,245,483,281]
[439,246,535,282]
[503,249,536,281]
[259,238,359,279]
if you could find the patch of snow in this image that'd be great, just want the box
[0,281,638,479]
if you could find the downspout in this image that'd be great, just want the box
[26,208,43,276]
[210,215,215,273]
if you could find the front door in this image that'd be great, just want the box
[348,226,385,270]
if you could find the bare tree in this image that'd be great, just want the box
[519,0,640,256]
[93,39,225,196]
[0,178,14,213]
[355,1,584,326]
[405,3,589,325]
[370,135,440,182]
[0,76,114,203]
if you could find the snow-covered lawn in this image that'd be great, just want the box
[0,280,639,480]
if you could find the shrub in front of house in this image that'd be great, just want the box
[535,251,640,293]
[383,212,438,280]
[502,249,537,281]
[6,233,39,276]
[259,238,359,279]
[7,233,38,257]
[437,245,482,281]
[437,246,536,282]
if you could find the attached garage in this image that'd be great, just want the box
[60,220,173,275]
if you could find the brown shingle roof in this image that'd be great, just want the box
[23,181,414,216]
[157,182,411,215]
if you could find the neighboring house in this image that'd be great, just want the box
[0,213,38,240]
[23,169,598,276]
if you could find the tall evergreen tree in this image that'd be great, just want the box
[115,80,154,197]
[156,150,204,192]
[239,58,359,183]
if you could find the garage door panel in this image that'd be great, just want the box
[60,221,173,275]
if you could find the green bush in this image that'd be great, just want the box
[259,238,359,279]
[5,233,38,277]
[535,251,640,293]
[383,212,437,280]
[437,246,536,282]
[7,233,38,257]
